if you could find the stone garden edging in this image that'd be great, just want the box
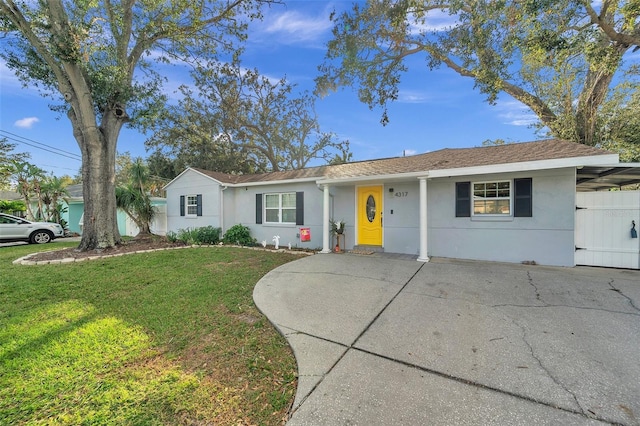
[13,244,314,266]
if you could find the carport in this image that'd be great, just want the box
[575,164,640,269]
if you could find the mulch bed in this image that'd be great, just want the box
[25,237,188,262]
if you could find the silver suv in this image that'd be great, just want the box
[0,213,65,244]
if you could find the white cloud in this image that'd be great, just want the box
[398,90,431,104]
[14,117,40,129]
[261,8,333,45]
[495,100,538,127]
[402,149,417,156]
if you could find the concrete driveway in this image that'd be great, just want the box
[254,254,640,425]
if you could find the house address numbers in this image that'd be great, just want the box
[394,191,409,198]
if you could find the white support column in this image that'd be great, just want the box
[321,184,331,253]
[418,177,430,262]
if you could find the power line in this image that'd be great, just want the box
[39,164,81,172]
[0,129,82,161]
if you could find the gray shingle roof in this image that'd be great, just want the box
[194,139,612,185]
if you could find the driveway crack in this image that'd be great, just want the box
[510,317,587,417]
[493,303,640,317]
[527,271,548,306]
[608,280,640,313]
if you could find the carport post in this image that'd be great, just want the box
[321,184,331,253]
[418,177,429,262]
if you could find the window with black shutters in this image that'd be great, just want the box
[455,182,471,217]
[180,194,202,217]
[256,191,304,225]
[514,178,533,217]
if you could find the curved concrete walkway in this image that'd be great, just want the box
[254,254,640,426]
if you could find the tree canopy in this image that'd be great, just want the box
[146,62,351,173]
[0,137,29,190]
[0,0,273,250]
[317,0,640,153]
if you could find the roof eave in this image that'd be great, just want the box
[227,176,320,187]
[163,167,226,190]
[317,171,430,186]
[427,154,619,179]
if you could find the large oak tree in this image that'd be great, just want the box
[146,62,351,172]
[317,0,639,150]
[0,0,271,250]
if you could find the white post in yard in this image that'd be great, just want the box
[418,177,430,262]
[321,184,331,253]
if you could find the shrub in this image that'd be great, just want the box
[177,228,199,245]
[223,224,255,246]
[196,226,221,245]
[170,226,221,245]
[0,200,26,215]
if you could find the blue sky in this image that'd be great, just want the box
[1,1,560,177]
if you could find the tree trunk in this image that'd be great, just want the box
[75,113,122,251]
[136,224,152,236]
[575,68,616,146]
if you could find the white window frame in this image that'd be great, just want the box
[264,192,296,224]
[472,180,512,216]
[186,194,199,217]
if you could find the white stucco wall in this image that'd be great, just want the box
[165,169,222,232]
[427,168,576,266]
[228,181,325,249]
[383,182,421,255]
[330,186,356,250]
[166,166,578,266]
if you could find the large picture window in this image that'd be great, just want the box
[473,181,511,215]
[265,192,297,224]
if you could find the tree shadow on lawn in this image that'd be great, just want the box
[0,299,255,425]
[1,247,300,425]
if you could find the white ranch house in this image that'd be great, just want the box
[164,140,640,269]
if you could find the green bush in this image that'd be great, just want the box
[177,228,199,245]
[171,226,221,245]
[0,199,26,214]
[196,226,221,245]
[223,224,255,246]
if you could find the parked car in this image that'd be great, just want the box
[0,213,65,244]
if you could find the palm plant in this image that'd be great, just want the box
[11,160,44,220]
[115,158,155,236]
[41,176,70,223]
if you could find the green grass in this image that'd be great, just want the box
[0,243,300,425]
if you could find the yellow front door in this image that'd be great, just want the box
[357,186,383,246]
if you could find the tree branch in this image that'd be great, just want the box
[424,45,558,127]
[584,1,638,48]
[0,0,71,95]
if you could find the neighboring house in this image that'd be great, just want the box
[0,190,21,201]
[0,190,23,216]
[164,139,640,268]
[64,183,167,237]
[64,184,84,235]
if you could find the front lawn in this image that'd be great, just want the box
[0,243,299,425]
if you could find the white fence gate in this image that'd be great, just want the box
[575,191,640,269]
